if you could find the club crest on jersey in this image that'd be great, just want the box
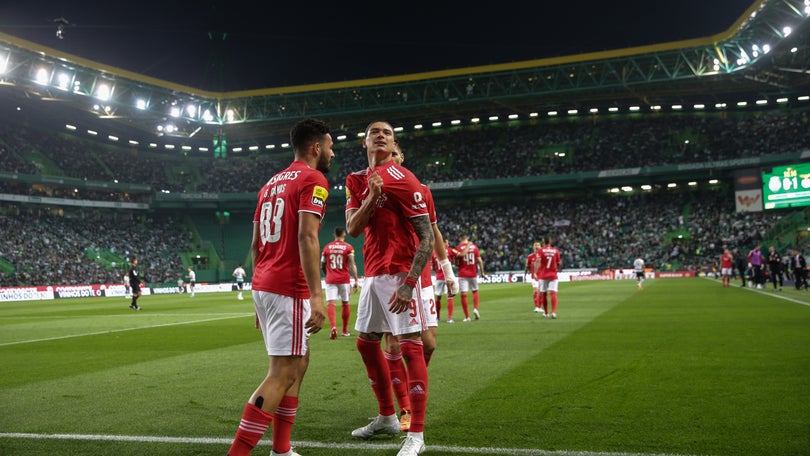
[375,193,388,208]
[312,186,328,207]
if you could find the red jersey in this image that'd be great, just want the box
[534,245,561,281]
[525,251,541,280]
[345,160,429,276]
[456,241,481,278]
[720,252,733,269]
[322,240,354,284]
[420,185,439,287]
[252,160,329,298]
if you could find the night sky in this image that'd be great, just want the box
[0,0,756,91]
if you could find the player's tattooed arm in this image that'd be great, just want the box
[390,214,435,314]
[408,214,434,282]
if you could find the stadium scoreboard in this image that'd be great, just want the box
[762,163,810,210]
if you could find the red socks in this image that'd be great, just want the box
[272,396,298,454]
[400,339,428,433]
[327,302,337,330]
[356,337,396,416]
[341,302,351,334]
[461,294,469,318]
[228,402,272,456]
[385,350,411,413]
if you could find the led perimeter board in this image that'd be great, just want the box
[763,163,810,210]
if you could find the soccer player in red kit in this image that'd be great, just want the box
[524,241,542,313]
[345,121,434,456]
[455,234,486,321]
[321,226,359,339]
[227,118,333,456]
[720,248,734,288]
[534,236,562,319]
[383,143,457,432]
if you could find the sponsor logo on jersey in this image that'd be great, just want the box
[312,185,328,207]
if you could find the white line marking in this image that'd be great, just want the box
[700,277,810,307]
[0,313,253,347]
[0,432,702,456]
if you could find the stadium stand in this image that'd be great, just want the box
[1,108,809,287]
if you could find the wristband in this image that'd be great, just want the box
[440,259,455,280]
[404,277,418,288]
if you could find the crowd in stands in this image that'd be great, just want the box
[2,110,809,195]
[437,188,787,273]
[0,185,798,287]
[0,209,191,287]
[1,109,809,287]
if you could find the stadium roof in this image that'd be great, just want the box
[1,0,809,154]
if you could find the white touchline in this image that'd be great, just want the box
[0,432,702,456]
[700,277,810,307]
[0,313,253,347]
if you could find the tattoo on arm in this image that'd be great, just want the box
[408,215,434,280]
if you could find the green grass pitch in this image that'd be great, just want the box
[1,278,809,455]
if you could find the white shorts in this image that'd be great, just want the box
[421,285,437,328]
[433,279,448,296]
[721,267,733,276]
[325,282,351,302]
[531,278,539,289]
[253,290,311,357]
[355,274,427,336]
[538,279,559,293]
[458,276,479,293]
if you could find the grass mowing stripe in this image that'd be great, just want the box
[1,280,807,455]
[0,313,253,347]
[0,433,703,456]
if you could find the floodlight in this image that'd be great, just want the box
[56,72,70,90]
[95,83,111,101]
[35,67,49,85]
